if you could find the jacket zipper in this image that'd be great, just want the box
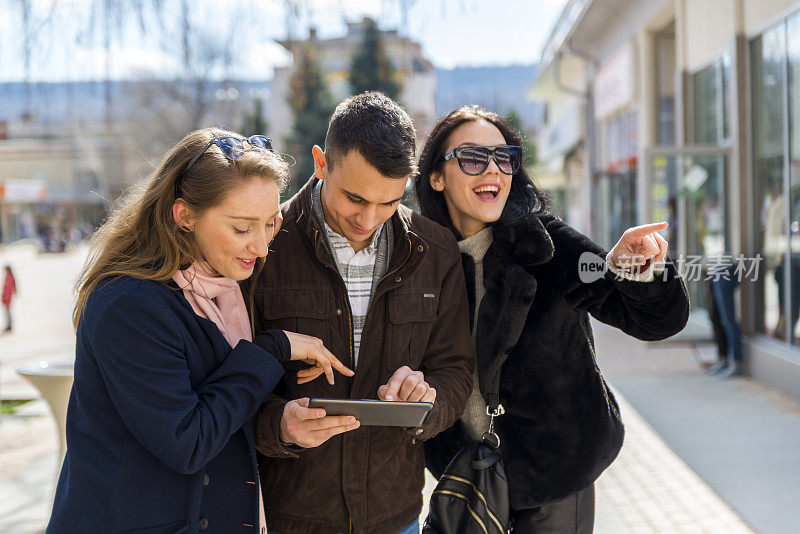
[313,229,356,375]
[314,230,413,534]
[344,297,354,370]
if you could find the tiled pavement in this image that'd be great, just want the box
[595,389,753,533]
[594,320,800,534]
[0,241,78,401]
[0,402,59,534]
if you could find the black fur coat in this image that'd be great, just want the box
[424,211,690,510]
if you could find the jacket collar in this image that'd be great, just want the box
[489,211,555,268]
[470,211,555,404]
[289,176,422,280]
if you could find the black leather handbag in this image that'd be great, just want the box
[423,370,510,534]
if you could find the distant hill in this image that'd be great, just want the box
[2,67,544,133]
[0,80,272,124]
[435,64,544,131]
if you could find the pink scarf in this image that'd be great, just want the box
[172,263,252,346]
[171,263,268,534]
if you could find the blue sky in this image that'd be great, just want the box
[0,0,568,82]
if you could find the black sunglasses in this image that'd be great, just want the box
[442,145,522,176]
[176,135,273,195]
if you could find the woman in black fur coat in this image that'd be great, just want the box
[414,106,690,533]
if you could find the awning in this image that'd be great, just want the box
[0,179,47,202]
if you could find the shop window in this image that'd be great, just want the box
[594,109,638,249]
[693,50,732,146]
[593,169,637,251]
[655,22,676,145]
[751,12,800,345]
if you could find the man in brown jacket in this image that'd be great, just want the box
[246,92,474,533]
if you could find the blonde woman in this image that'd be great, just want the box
[47,129,355,534]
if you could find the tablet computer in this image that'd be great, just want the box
[308,398,433,427]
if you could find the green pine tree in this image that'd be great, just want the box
[505,110,537,166]
[348,18,402,99]
[241,97,268,137]
[286,45,336,196]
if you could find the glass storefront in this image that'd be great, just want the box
[648,149,728,311]
[594,169,637,250]
[752,11,800,344]
[655,22,676,146]
[645,47,732,314]
[650,155,677,256]
[594,109,638,249]
[694,63,721,144]
[693,51,732,145]
[644,51,732,312]
[685,154,728,310]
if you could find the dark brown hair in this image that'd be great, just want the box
[414,105,547,238]
[325,91,417,179]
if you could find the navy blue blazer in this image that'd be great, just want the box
[47,276,286,534]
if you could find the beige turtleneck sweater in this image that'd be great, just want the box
[457,227,494,440]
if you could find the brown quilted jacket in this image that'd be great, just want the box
[246,178,475,534]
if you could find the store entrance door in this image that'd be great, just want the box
[645,145,731,312]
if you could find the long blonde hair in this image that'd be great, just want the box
[73,127,288,327]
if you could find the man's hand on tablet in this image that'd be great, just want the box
[378,366,436,403]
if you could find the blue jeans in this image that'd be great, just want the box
[712,273,742,363]
[397,519,420,534]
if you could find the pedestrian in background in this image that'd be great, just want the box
[415,106,690,533]
[2,264,16,333]
[703,269,729,372]
[708,256,743,377]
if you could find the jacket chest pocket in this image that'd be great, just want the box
[259,288,334,356]
[386,289,438,372]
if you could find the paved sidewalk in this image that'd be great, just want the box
[594,320,800,534]
[0,401,59,534]
[594,388,753,533]
[0,242,81,400]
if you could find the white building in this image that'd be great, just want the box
[531,0,800,400]
[0,137,123,244]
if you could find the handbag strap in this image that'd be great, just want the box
[469,449,502,470]
[487,369,502,413]
[484,362,505,438]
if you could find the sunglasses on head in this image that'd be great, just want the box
[176,135,273,194]
[442,145,523,176]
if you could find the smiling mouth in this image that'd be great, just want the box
[239,258,256,268]
[473,184,500,201]
[349,222,370,235]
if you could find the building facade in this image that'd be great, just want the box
[531,0,800,400]
[0,137,123,246]
[0,79,273,246]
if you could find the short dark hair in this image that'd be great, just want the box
[414,105,548,237]
[324,91,417,179]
